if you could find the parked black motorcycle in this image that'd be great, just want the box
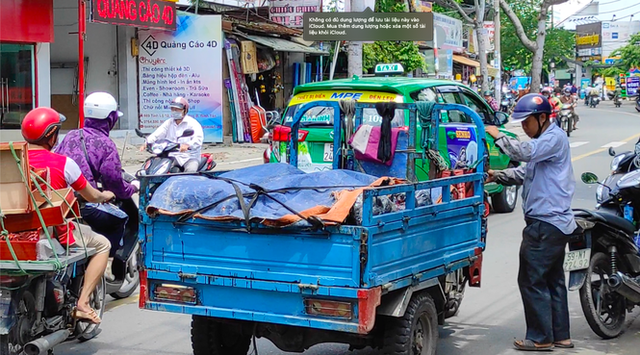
[135,129,216,175]
[567,144,640,339]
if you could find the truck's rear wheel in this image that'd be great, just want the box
[383,293,438,355]
[191,316,251,355]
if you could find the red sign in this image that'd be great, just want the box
[90,0,177,31]
[0,0,54,43]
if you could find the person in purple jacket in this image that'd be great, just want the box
[56,92,139,280]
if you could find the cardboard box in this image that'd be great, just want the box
[240,41,259,74]
[0,142,32,214]
[1,187,79,233]
[30,167,51,207]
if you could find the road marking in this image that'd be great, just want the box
[570,142,589,148]
[589,107,640,117]
[105,294,139,312]
[572,133,640,162]
[601,142,626,148]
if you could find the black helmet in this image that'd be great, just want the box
[511,93,552,123]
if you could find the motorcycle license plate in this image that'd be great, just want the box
[564,249,591,272]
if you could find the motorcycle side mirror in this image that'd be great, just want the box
[581,172,600,185]
[181,129,195,138]
[608,147,616,156]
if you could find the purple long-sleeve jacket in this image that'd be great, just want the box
[55,113,136,199]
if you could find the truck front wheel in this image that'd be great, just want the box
[191,316,251,355]
[383,293,438,355]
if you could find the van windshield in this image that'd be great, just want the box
[283,104,405,128]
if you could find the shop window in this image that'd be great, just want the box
[0,43,35,129]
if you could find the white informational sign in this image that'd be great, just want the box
[270,0,322,28]
[433,13,463,53]
[483,21,495,52]
[138,13,224,143]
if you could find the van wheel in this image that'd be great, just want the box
[191,316,251,355]
[491,185,518,213]
[383,293,438,355]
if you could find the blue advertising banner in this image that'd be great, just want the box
[445,126,478,169]
[626,76,639,97]
[138,13,224,143]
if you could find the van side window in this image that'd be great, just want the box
[438,92,468,123]
[460,91,495,125]
[410,88,438,102]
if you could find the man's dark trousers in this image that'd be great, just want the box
[519,218,571,344]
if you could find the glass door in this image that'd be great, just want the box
[0,43,35,129]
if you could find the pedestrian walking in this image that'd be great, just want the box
[485,93,577,352]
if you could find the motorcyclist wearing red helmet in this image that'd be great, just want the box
[139,97,204,172]
[485,94,576,351]
[21,107,115,324]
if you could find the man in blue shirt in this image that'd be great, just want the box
[485,94,576,351]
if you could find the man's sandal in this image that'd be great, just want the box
[72,307,101,324]
[553,341,574,349]
[514,339,554,352]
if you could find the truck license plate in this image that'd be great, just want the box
[564,249,591,272]
[323,143,334,162]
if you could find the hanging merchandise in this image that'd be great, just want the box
[224,79,239,143]
[241,41,259,74]
[256,49,277,72]
[250,88,268,143]
[225,38,253,142]
[270,72,284,93]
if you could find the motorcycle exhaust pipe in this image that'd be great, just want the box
[24,329,70,355]
[607,271,640,304]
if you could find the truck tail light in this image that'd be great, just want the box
[304,299,353,319]
[153,284,197,305]
[272,125,308,142]
[139,270,148,309]
[468,249,483,288]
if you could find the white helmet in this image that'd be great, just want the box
[84,92,122,119]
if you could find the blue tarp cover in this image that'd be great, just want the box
[146,163,380,226]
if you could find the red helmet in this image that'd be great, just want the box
[21,107,66,145]
[169,97,189,113]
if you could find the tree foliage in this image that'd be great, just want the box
[362,0,426,73]
[611,33,640,70]
[500,0,574,73]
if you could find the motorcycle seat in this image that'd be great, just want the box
[574,209,636,235]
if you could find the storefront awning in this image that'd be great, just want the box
[452,55,480,68]
[234,33,329,55]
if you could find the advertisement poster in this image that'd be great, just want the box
[627,76,640,97]
[482,21,495,52]
[138,13,224,143]
[445,126,478,169]
[269,0,321,28]
[433,13,463,53]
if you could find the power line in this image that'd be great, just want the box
[597,2,640,15]
[614,9,640,21]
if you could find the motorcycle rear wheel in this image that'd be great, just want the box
[579,252,626,339]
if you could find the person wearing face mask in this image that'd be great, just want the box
[140,97,204,172]
[485,94,576,351]
[56,92,138,281]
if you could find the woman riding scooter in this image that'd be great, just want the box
[55,92,139,282]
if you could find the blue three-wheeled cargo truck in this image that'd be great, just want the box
[136,101,489,355]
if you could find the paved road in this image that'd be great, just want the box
[57,102,640,355]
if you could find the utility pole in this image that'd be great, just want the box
[347,0,366,78]
[494,0,501,103]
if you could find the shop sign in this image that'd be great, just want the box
[575,22,602,62]
[138,13,224,142]
[91,0,177,31]
[269,0,321,28]
[627,76,640,97]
